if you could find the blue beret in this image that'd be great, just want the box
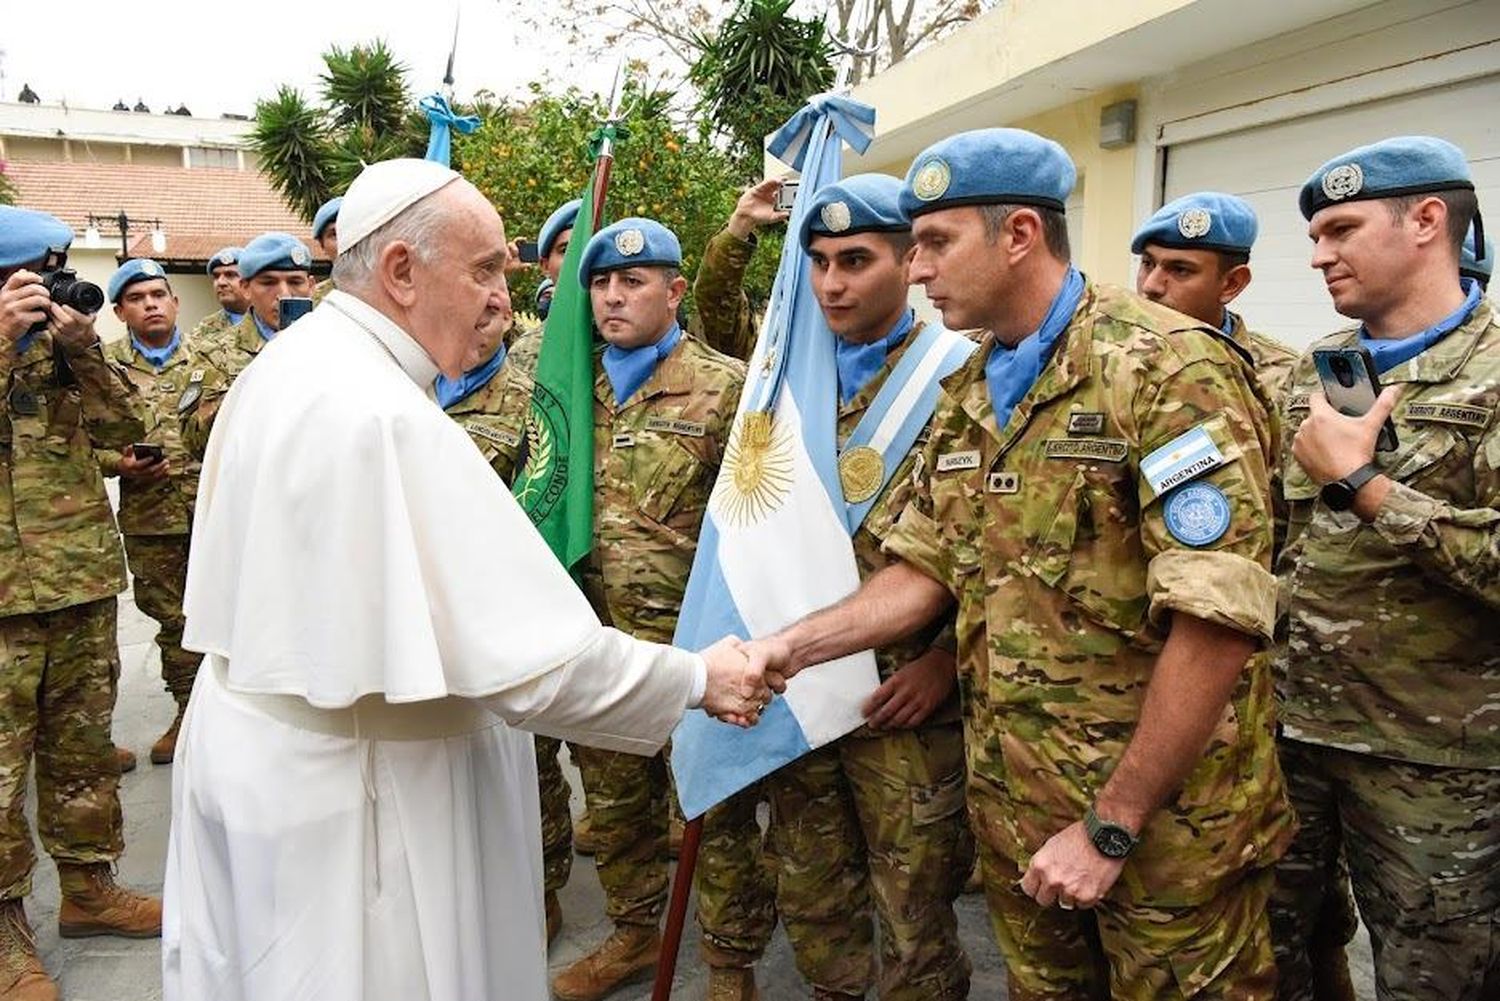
[0,206,72,269]
[539,199,582,259]
[238,232,313,280]
[1299,135,1472,220]
[108,258,170,303]
[313,197,342,240]
[1461,220,1493,282]
[206,246,241,276]
[799,173,908,252]
[900,128,1075,220]
[578,218,682,287]
[1131,192,1258,256]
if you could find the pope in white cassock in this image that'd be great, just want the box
[161,159,775,1001]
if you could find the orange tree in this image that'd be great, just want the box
[457,82,782,315]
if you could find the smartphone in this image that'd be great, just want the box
[1312,346,1398,452]
[775,179,800,213]
[516,239,540,264]
[131,443,165,464]
[277,296,315,329]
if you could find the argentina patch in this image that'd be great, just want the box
[1163,482,1231,547]
[1142,424,1225,497]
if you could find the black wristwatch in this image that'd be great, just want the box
[1320,462,1381,512]
[1084,806,1138,860]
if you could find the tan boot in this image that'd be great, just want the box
[114,746,137,774]
[707,966,759,1001]
[150,706,185,765]
[573,811,603,857]
[56,863,161,939]
[550,924,660,1001]
[545,889,562,946]
[0,899,58,1001]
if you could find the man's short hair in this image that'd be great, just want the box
[979,204,1071,263]
[1217,250,1250,272]
[1384,188,1477,256]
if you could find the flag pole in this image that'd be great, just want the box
[590,59,628,230]
[650,814,704,1001]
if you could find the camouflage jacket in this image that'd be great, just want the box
[0,333,144,616]
[691,229,759,363]
[190,307,240,344]
[579,333,745,645]
[1227,311,1298,411]
[181,312,270,459]
[444,325,541,486]
[1277,298,1500,771]
[97,335,207,537]
[841,320,962,732]
[884,282,1291,906]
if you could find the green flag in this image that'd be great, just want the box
[513,182,598,570]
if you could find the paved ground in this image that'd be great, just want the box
[27,588,1377,999]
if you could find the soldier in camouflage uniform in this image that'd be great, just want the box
[438,308,577,940]
[1131,192,1360,1001]
[691,178,784,364]
[100,260,210,766]
[190,246,248,344]
[0,208,161,1001]
[1272,137,1500,1001]
[551,219,758,1001]
[312,197,341,304]
[760,130,1293,999]
[699,175,975,1001]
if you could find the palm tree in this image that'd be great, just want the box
[249,40,432,222]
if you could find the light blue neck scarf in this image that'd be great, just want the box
[131,327,181,369]
[435,343,508,409]
[985,266,1086,430]
[1359,278,1483,375]
[602,323,682,406]
[835,309,915,406]
[252,312,276,342]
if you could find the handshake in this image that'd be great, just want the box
[696,636,795,728]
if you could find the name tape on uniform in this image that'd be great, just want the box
[466,422,522,448]
[1066,412,1106,435]
[645,417,706,438]
[1404,402,1491,429]
[1142,424,1225,497]
[935,450,981,472]
[1044,438,1128,462]
[1285,393,1310,412]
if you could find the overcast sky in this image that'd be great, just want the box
[1,0,623,118]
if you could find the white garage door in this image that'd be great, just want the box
[1163,74,1500,350]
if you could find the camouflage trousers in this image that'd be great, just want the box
[765,722,974,1000]
[537,735,572,894]
[123,533,198,705]
[0,598,125,901]
[980,837,1275,1000]
[572,744,773,961]
[1270,739,1500,1001]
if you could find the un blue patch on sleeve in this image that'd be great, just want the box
[1163,482,1232,547]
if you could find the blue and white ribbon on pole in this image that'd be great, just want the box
[420,94,480,167]
[669,96,895,820]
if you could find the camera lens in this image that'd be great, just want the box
[1330,355,1356,388]
[67,280,106,314]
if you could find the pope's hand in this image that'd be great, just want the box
[699,637,773,728]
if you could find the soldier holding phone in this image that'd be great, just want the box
[1273,136,1500,1000]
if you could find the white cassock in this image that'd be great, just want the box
[162,289,706,1001]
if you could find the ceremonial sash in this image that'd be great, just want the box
[837,322,976,532]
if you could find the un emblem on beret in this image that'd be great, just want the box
[1321,163,1364,202]
[1177,208,1212,239]
[615,228,646,256]
[141,260,163,277]
[820,201,852,233]
[217,252,234,265]
[912,158,951,202]
[291,246,310,266]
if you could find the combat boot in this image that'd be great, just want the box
[0,899,57,1001]
[706,966,759,1001]
[150,706,184,765]
[573,811,603,856]
[114,746,137,774]
[545,889,561,946]
[551,924,660,1001]
[56,863,161,939]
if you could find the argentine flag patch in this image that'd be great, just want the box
[1141,424,1225,497]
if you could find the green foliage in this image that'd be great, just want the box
[320,41,411,134]
[690,0,834,177]
[249,86,335,221]
[458,82,783,314]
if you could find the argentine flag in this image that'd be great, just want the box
[670,96,882,820]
